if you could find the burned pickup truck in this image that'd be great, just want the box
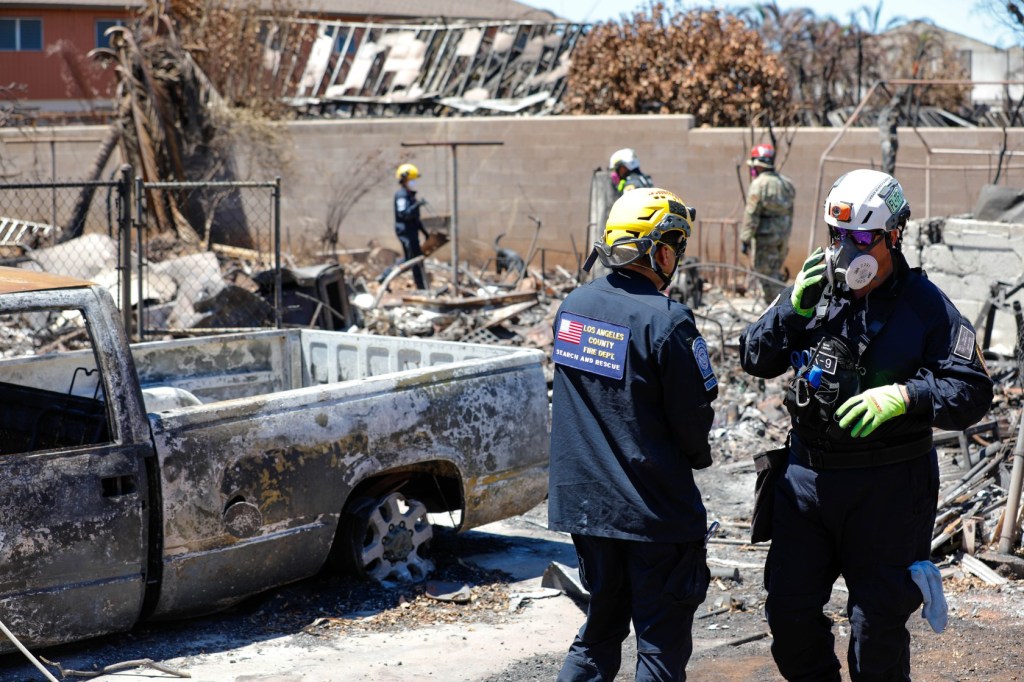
[0,267,549,651]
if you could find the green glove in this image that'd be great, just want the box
[791,247,827,317]
[835,384,907,438]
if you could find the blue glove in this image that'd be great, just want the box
[790,248,827,317]
[835,384,907,437]
[909,561,948,634]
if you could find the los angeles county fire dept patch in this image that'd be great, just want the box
[553,311,630,380]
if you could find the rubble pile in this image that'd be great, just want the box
[335,245,571,385]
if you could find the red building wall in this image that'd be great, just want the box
[0,8,130,103]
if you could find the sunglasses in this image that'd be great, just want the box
[830,227,882,248]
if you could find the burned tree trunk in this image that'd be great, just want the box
[61,122,123,243]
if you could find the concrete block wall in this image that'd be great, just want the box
[904,218,1024,354]
[4,118,1024,281]
[279,115,701,270]
[0,127,113,183]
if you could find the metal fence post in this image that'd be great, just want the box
[134,176,146,341]
[273,176,282,329]
[118,165,134,341]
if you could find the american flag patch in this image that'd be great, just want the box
[557,318,584,344]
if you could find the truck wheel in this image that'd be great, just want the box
[339,491,435,583]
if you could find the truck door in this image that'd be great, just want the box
[0,295,150,650]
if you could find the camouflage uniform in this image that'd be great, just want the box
[742,170,795,303]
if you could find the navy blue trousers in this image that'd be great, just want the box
[765,450,939,681]
[396,229,426,289]
[558,534,709,682]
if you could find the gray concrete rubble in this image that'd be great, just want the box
[25,233,120,281]
[904,216,1024,355]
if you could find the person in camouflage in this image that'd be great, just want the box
[741,143,796,303]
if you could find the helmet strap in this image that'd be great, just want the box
[651,242,681,290]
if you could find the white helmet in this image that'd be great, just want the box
[823,168,910,231]
[609,148,640,172]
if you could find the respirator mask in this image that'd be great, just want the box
[824,229,882,294]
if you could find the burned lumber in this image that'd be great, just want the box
[976,550,1024,579]
[938,442,1007,508]
[996,408,1024,554]
[960,554,1009,585]
[401,291,538,310]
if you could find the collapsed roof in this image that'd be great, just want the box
[271,18,587,116]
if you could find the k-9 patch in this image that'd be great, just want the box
[816,349,839,376]
[553,311,630,379]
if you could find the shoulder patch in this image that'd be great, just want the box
[975,342,989,376]
[553,311,630,380]
[692,337,718,392]
[953,324,976,361]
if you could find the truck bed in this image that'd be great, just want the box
[129,328,528,402]
[129,329,549,618]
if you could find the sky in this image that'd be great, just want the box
[541,1,1017,47]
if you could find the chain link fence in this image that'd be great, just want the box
[0,169,283,341]
[0,172,130,273]
[133,177,281,339]
[0,169,134,329]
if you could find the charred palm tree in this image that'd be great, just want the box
[85,0,298,248]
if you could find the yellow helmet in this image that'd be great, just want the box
[598,187,696,269]
[396,163,419,182]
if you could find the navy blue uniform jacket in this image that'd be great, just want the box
[394,186,426,238]
[740,252,993,450]
[548,270,716,544]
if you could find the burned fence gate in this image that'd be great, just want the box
[132,176,283,339]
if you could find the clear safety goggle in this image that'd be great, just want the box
[594,237,652,268]
[597,230,687,268]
